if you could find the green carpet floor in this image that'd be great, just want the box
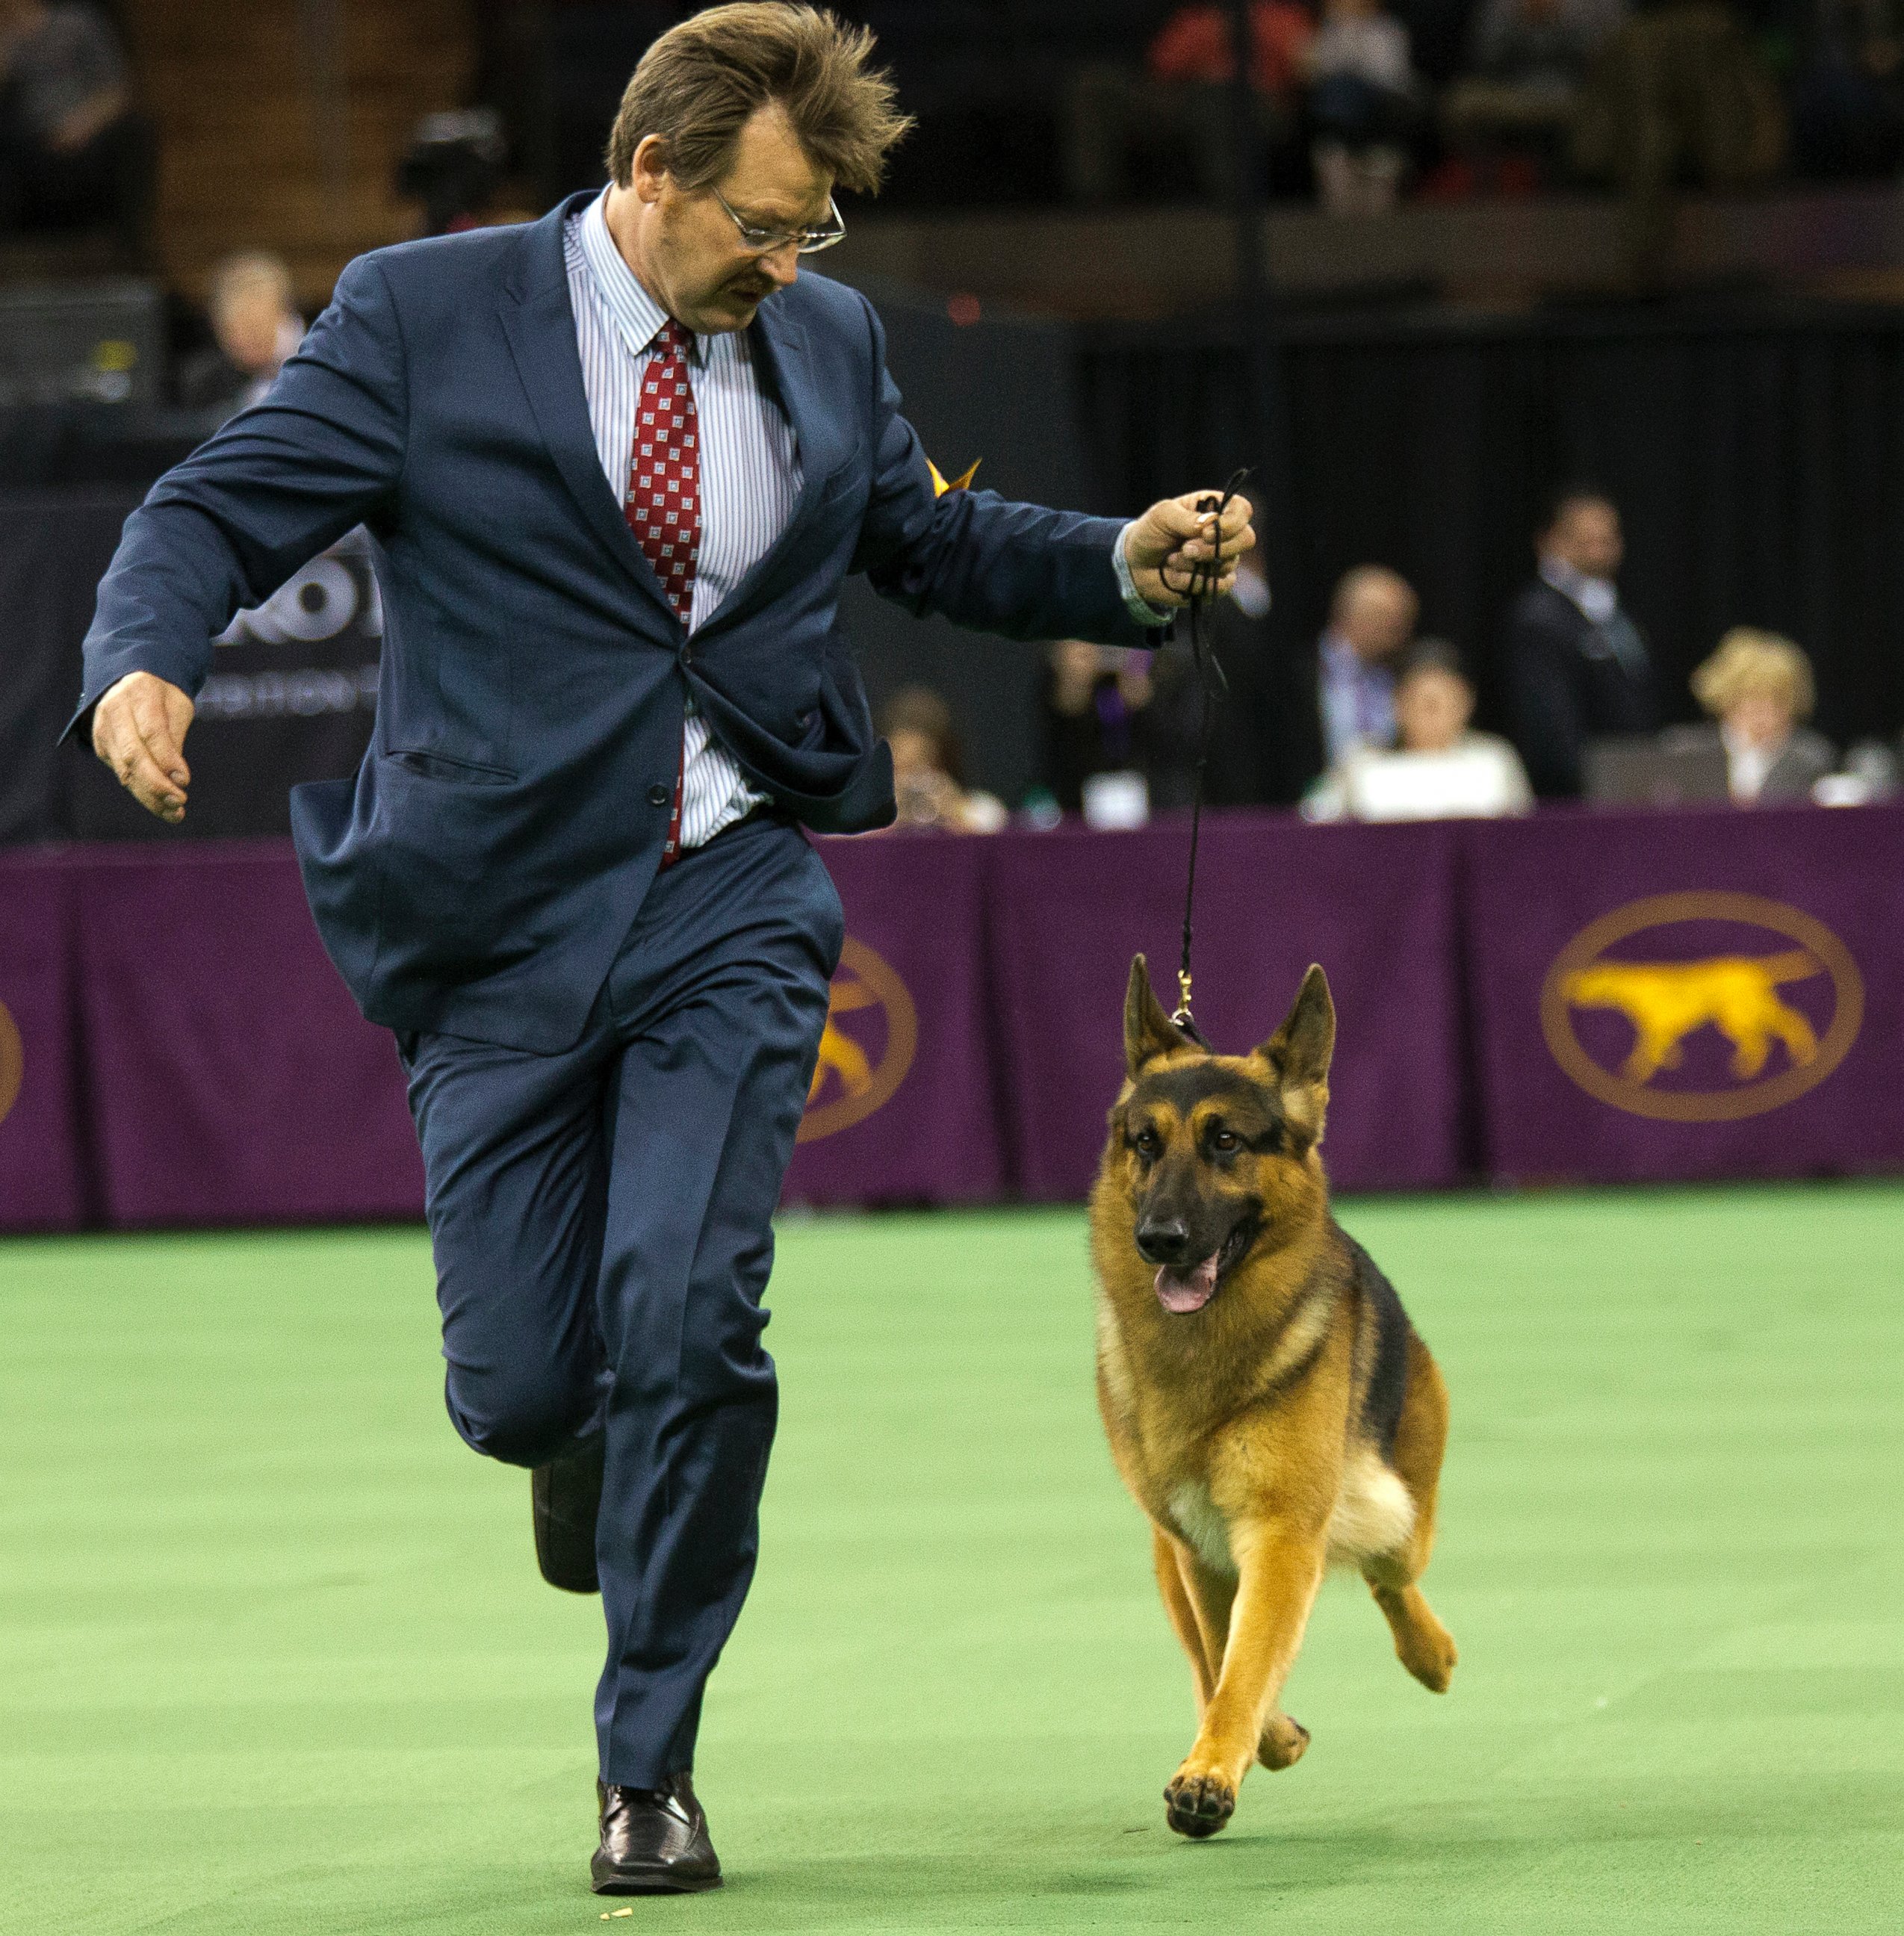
[3,1186,1902,1934]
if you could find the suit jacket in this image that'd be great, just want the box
[1504,577,1658,798]
[73,193,1154,1052]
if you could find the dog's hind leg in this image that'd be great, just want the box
[1363,1337,1457,1695]
[1152,1524,1218,1714]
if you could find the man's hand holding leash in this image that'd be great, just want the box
[1124,492,1256,610]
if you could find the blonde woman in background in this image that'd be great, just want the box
[1684,629,1836,804]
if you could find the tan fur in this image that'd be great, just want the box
[1090,958,1457,1838]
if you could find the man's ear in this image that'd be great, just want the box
[1256,964,1335,1145]
[1125,954,1188,1076]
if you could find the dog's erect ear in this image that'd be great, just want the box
[1125,954,1188,1076]
[1256,964,1335,1143]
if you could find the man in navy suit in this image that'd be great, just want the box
[77,2,1252,1896]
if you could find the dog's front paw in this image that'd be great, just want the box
[1164,1764,1236,1838]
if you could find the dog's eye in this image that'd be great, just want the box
[1132,1128,1160,1159]
[1210,1129,1239,1154]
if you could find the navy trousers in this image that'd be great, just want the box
[397,815,844,1785]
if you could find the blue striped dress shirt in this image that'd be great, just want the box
[567,190,794,848]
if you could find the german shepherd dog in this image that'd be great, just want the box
[1089,956,1457,1839]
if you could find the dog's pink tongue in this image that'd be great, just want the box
[1154,1255,1219,1315]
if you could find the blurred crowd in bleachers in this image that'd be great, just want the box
[477,0,1904,226]
[7,0,1904,273]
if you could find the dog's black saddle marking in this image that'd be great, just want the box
[1344,1235,1414,1459]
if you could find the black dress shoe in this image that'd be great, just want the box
[592,1775,722,1894]
[530,1434,604,1593]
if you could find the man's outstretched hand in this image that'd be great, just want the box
[1124,491,1256,611]
[92,671,195,825]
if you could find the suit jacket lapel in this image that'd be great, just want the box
[699,294,849,634]
[499,198,677,630]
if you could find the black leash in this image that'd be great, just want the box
[1160,466,1250,1051]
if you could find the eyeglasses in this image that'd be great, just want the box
[710,187,846,256]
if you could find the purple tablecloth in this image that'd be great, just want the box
[987,816,1467,1199]
[782,833,1005,1207]
[1465,804,1904,1185]
[4,804,1901,1230]
[69,844,425,1227]
[0,852,87,1230]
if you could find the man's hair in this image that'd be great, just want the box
[605,4,912,196]
[1542,484,1616,535]
[1395,637,1469,689]
[1330,563,1416,623]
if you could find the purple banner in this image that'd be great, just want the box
[69,844,424,1227]
[14,805,1904,1229]
[783,831,1005,1207]
[987,813,1469,1198]
[0,853,86,1231]
[1464,805,1904,1185]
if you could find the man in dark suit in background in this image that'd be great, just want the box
[1505,486,1656,797]
[73,2,1251,1901]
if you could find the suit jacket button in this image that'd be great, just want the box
[648,783,670,807]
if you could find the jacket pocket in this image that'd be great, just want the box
[385,748,518,786]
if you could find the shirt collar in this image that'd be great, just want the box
[1540,553,1618,625]
[1321,629,1383,684]
[577,190,705,366]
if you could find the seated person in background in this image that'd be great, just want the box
[0,0,147,255]
[1308,638,1534,819]
[1043,637,1206,816]
[1064,1,1315,205]
[1304,0,1424,215]
[1441,0,1625,188]
[1674,628,1838,803]
[176,252,306,415]
[1316,562,1418,769]
[879,686,1008,834]
[1506,487,1656,798]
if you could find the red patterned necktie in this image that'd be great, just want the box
[624,318,701,864]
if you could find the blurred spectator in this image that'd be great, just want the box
[1675,628,1837,801]
[880,686,1008,834]
[1317,564,1419,767]
[1506,488,1657,797]
[1791,0,1904,178]
[1571,1,1786,280]
[1309,637,1534,817]
[1064,1,1315,204]
[0,0,149,256]
[1042,638,1205,816]
[176,253,306,416]
[1441,0,1625,187]
[1304,0,1424,214]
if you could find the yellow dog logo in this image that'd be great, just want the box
[1541,893,1862,1122]
[798,937,918,1143]
[0,999,20,1129]
[1561,951,1821,1084]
